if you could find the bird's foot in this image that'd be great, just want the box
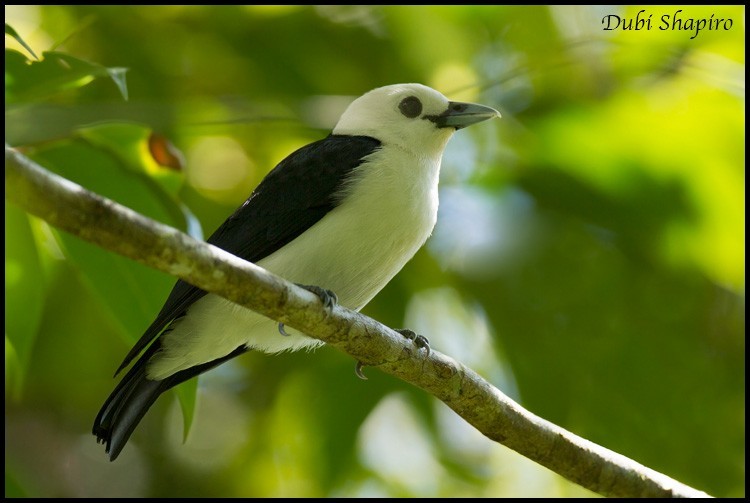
[278,284,338,336]
[396,328,430,357]
[297,284,338,310]
[354,328,430,380]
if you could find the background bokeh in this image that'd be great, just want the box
[5,5,744,497]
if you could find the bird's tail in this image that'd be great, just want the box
[93,342,168,461]
[93,342,248,461]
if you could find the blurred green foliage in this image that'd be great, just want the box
[5,5,744,498]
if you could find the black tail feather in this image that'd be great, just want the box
[93,342,248,461]
[93,340,167,460]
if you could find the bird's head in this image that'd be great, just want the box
[333,83,499,156]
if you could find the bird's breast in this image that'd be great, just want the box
[259,146,440,310]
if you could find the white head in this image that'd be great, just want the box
[333,83,499,157]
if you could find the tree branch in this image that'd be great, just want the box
[5,145,711,498]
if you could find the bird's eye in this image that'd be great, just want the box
[398,96,423,118]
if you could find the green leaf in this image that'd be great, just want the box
[5,49,129,104]
[106,66,129,101]
[5,23,38,60]
[5,201,45,397]
[175,379,198,443]
[77,123,185,196]
[26,138,194,343]
[4,467,27,498]
[76,123,202,240]
[25,132,203,437]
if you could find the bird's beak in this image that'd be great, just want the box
[426,101,500,130]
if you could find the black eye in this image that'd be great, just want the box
[399,96,422,118]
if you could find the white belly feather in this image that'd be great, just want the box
[148,147,440,379]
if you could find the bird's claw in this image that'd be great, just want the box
[355,361,368,380]
[396,328,430,357]
[279,285,338,338]
[298,284,338,311]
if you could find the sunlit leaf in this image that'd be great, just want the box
[77,123,185,195]
[5,23,38,59]
[5,49,129,103]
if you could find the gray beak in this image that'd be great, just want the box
[426,101,500,129]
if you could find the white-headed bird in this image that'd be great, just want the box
[93,83,499,460]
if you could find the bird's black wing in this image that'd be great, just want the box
[115,134,381,374]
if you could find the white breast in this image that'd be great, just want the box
[147,146,441,379]
[264,146,440,309]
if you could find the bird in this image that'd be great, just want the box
[93,83,500,460]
